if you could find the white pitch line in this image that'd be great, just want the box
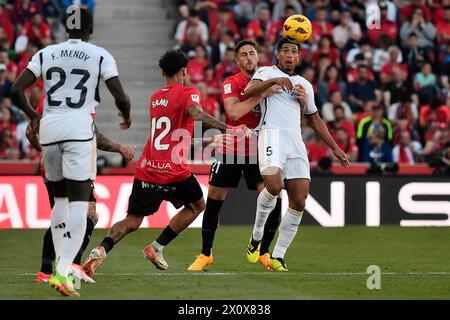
[3,272,450,277]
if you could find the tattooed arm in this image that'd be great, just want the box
[188,104,228,131]
[95,123,135,162]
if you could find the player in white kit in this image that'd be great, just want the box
[244,38,349,271]
[11,7,131,296]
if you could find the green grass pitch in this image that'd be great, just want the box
[1,226,450,299]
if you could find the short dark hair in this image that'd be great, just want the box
[158,49,189,77]
[333,105,345,113]
[65,7,93,35]
[234,40,257,54]
[277,37,301,51]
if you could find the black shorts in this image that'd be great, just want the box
[208,157,263,190]
[43,178,96,209]
[127,175,204,216]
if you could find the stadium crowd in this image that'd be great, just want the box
[0,0,94,160]
[173,0,450,171]
[1,0,449,172]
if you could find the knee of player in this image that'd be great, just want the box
[289,198,306,212]
[191,200,206,215]
[266,184,283,197]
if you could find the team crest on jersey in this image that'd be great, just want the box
[224,83,232,94]
[191,94,200,103]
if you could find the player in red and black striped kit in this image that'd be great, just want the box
[28,96,135,283]
[82,49,251,275]
[188,40,283,271]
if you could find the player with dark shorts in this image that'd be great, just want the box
[82,49,251,275]
[188,40,283,271]
[29,96,135,283]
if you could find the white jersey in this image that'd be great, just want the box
[27,38,118,145]
[252,65,317,135]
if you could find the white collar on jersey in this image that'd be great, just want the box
[68,38,83,44]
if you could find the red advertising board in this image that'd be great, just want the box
[0,176,210,229]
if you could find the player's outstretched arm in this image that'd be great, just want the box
[94,124,135,162]
[11,69,41,131]
[105,76,131,129]
[244,78,293,98]
[306,112,350,167]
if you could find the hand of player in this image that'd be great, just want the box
[273,77,294,92]
[119,144,136,162]
[118,112,131,130]
[227,124,253,139]
[208,134,235,148]
[262,84,283,98]
[292,84,307,107]
[332,147,350,167]
[30,116,41,135]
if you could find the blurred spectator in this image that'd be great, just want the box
[311,6,332,43]
[1,97,24,125]
[214,46,240,83]
[357,104,393,158]
[436,6,450,44]
[379,46,407,85]
[22,12,51,47]
[413,62,437,103]
[307,135,331,162]
[312,35,340,69]
[272,0,303,22]
[12,0,44,26]
[347,65,380,112]
[403,33,430,75]
[0,49,17,82]
[327,105,355,142]
[422,127,449,163]
[383,66,415,108]
[433,141,450,175]
[333,128,358,162]
[399,0,431,24]
[0,127,20,160]
[196,82,220,119]
[211,28,235,65]
[245,4,278,46]
[419,96,450,141]
[399,7,436,50]
[392,114,420,144]
[0,63,11,100]
[346,38,373,69]
[361,126,393,163]
[372,35,394,73]
[318,64,347,105]
[312,156,333,175]
[187,45,210,84]
[175,8,209,47]
[332,10,362,50]
[321,90,353,122]
[367,1,398,46]
[387,94,419,126]
[203,64,220,99]
[346,53,375,83]
[392,130,422,164]
[0,5,13,47]
[209,7,239,45]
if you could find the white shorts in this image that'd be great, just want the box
[42,139,97,182]
[258,129,310,180]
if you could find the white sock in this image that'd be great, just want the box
[56,201,88,277]
[252,188,278,242]
[51,197,69,266]
[152,241,164,252]
[272,208,303,259]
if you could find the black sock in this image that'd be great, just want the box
[40,227,55,274]
[73,217,95,265]
[260,199,282,255]
[156,226,178,247]
[201,198,224,256]
[100,236,115,254]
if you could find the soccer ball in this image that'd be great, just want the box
[282,14,312,43]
